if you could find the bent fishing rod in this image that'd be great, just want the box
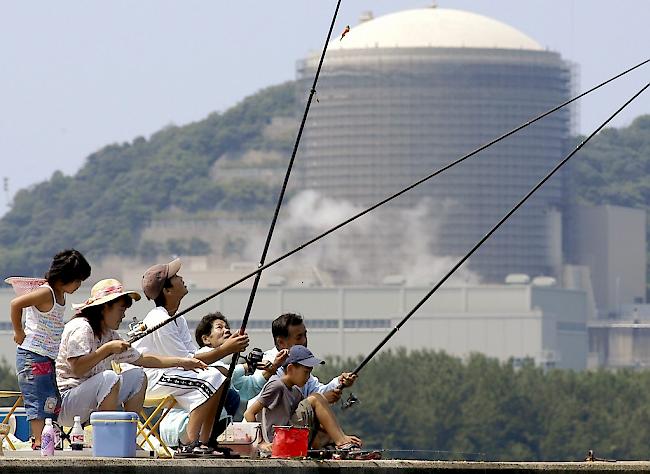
[337,80,650,408]
[127,57,650,345]
[212,0,346,422]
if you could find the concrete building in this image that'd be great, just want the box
[297,7,575,283]
[566,204,647,316]
[0,283,588,371]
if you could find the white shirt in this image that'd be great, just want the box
[20,284,66,360]
[56,317,141,393]
[131,306,197,382]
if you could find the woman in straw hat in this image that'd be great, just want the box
[55,278,207,427]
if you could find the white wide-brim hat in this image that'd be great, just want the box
[73,278,141,311]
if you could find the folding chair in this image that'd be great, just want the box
[0,391,24,451]
[111,361,176,457]
[137,395,177,457]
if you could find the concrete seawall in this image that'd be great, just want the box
[0,459,647,474]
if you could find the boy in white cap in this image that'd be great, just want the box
[244,345,362,452]
[132,259,249,456]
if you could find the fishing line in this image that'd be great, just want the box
[211,0,346,431]
[127,58,649,344]
[349,80,650,377]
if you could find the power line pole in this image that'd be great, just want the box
[3,176,10,209]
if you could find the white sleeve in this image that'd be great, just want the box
[178,317,199,356]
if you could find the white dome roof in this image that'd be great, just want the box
[330,8,542,51]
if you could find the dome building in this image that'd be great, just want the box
[296,7,575,284]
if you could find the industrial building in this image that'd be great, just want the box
[0,282,588,371]
[297,7,576,284]
[0,8,643,373]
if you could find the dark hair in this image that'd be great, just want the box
[272,313,304,347]
[195,312,229,347]
[45,249,91,286]
[78,295,133,339]
[153,278,174,307]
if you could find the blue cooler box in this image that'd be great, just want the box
[90,411,138,457]
[0,407,30,441]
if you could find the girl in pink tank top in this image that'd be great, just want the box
[9,249,91,449]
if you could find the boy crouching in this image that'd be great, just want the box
[244,345,362,452]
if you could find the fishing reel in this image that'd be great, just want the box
[126,317,148,338]
[341,392,359,410]
[243,347,265,374]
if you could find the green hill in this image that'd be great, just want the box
[0,82,297,276]
[0,76,649,281]
[573,115,650,207]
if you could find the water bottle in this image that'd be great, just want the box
[70,416,84,451]
[41,418,55,456]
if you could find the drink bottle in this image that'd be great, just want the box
[70,416,84,451]
[41,418,55,456]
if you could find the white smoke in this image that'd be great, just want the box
[244,190,480,287]
[395,197,480,286]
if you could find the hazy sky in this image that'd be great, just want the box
[1,1,649,212]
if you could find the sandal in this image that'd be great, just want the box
[208,443,240,459]
[335,441,362,451]
[175,440,224,458]
[174,439,199,458]
[335,450,382,461]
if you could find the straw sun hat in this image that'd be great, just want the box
[73,278,141,311]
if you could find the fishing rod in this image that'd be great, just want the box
[127,58,649,345]
[211,0,346,432]
[341,81,650,405]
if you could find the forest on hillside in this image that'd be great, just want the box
[0,72,649,281]
[0,82,297,276]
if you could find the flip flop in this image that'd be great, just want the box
[335,441,362,451]
[214,445,241,459]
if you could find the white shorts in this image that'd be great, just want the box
[145,367,224,413]
[59,367,146,426]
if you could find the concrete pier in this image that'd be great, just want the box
[0,458,646,474]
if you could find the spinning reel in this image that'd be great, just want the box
[341,392,359,410]
[127,317,147,338]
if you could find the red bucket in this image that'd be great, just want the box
[271,426,309,458]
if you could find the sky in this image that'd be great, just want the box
[1,0,649,212]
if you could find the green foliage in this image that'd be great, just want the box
[164,237,211,256]
[0,358,18,392]
[217,179,279,211]
[0,82,297,276]
[314,350,650,461]
[574,115,650,207]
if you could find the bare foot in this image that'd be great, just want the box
[258,441,272,454]
[335,435,362,449]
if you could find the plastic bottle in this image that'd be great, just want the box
[54,422,63,450]
[41,418,55,456]
[70,416,84,451]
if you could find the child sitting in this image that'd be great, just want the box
[244,345,362,452]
